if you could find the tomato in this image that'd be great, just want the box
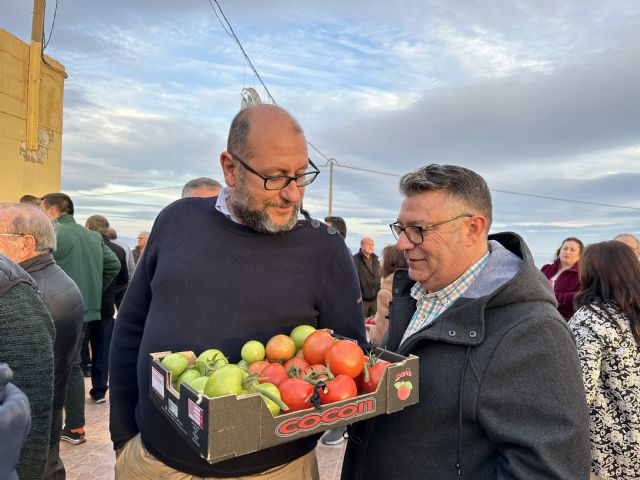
[247,360,270,375]
[256,382,283,417]
[302,330,335,365]
[284,357,310,377]
[278,378,314,412]
[161,352,189,378]
[176,369,200,392]
[196,348,228,366]
[358,360,390,393]
[319,375,358,405]
[304,364,331,382]
[241,340,266,364]
[325,340,366,378]
[204,364,245,397]
[259,363,288,386]
[188,375,209,394]
[290,325,316,351]
[266,334,296,363]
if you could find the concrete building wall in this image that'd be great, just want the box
[0,28,65,202]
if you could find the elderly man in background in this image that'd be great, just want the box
[40,193,121,445]
[343,164,591,480]
[0,204,84,479]
[0,253,55,480]
[181,177,223,198]
[614,233,640,260]
[132,231,149,264]
[353,236,381,317]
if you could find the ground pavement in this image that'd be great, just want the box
[59,378,346,479]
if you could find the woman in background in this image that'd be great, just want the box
[542,237,583,319]
[370,245,407,347]
[569,241,640,480]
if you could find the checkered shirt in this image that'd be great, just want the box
[400,251,490,344]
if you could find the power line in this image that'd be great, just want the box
[43,0,59,50]
[73,185,181,198]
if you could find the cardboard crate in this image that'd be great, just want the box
[149,348,419,464]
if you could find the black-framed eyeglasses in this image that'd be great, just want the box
[389,214,473,245]
[228,152,320,191]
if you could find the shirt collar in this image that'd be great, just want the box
[214,186,307,224]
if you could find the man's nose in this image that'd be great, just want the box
[280,180,302,203]
[396,232,414,250]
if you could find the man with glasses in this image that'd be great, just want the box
[109,104,366,480]
[343,164,591,479]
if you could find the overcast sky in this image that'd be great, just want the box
[4,0,639,264]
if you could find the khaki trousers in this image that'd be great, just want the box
[115,433,320,480]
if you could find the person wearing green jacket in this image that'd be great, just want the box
[40,193,120,445]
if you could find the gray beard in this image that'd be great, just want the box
[230,182,300,234]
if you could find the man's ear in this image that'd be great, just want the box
[466,215,487,246]
[220,152,238,188]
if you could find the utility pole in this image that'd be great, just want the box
[327,158,337,216]
[26,0,45,150]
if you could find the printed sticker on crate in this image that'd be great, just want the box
[152,367,165,399]
[188,398,204,429]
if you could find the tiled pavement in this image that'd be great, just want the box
[60,378,346,479]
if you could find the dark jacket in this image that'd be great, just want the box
[102,238,128,320]
[342,233,591,480]
[541,259,580,320]
[52,214,121,322]
[20,253,84,448]
[0,364,31,480]
[353,250,381,301]
[0,254,55,480]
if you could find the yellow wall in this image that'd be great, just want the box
[0,28,65,202]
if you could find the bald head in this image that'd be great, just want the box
[360,237,375,258]
[614,233,640,258]
[227,104,305,162]
[0,204,57,262]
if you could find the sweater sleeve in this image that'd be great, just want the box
[319,241,367,346]
[108,238,154,450]
[477,316,591,479]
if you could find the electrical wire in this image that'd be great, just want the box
[43,0,59,50]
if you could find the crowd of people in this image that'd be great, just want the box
[0,103,638,480]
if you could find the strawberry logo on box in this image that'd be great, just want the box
[394,381,413,400]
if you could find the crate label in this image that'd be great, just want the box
[151,367,165,399]
[275,398,376,437]
[188,399,203,429]
[168,399,178,418]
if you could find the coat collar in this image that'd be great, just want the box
[20,252,55,274]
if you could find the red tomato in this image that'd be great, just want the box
[247,360,270,375]
[278,378,314,412]
[304,364,331,382]
[266,334,296,363]
[325,340,366,378]
[259,363,288,386]
[358,360,390,393]
[319,375,358,405]
[284,357,310,377]
[302,330,335,365]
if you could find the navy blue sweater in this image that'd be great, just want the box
[109,197,366,477]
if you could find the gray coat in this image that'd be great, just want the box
[342,232,591,480]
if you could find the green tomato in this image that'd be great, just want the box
[241,340,266,364]
[237,359,249,371]
[188,376,209,394]
[196,348,228,367]
[176,369,201,392]
[258,382,282,417]
[205,364,244,398]
[290,325,316,351]
[161,352,189,379]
